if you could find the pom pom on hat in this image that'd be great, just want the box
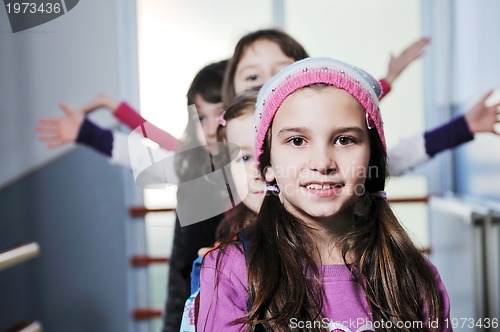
[255,57,385,169]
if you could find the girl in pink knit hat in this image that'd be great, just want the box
[197,57,452,332]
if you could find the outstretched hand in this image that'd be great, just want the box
[384,37,431,84]
[35,103,84,148]
[465,90,500,135]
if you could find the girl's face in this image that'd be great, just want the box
[264,87,371,224]
[194,95,225,154]
[226,113,266,213]
[233,39,295,95]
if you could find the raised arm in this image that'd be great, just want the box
[78,92,119,115]
[379,37,431,100]
[112,102,178,151]
[383,37,430,85]
[388,90,500,176]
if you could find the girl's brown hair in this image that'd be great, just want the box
[238,86,443,331]
[222,29,309,108]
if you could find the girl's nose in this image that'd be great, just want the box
[249,161,261,180]
[260,72,274,86]
[309,146,337,175]
[204,118,219,138]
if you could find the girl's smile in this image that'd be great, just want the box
[301,181,345,198]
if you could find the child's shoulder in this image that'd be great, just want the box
[202,242,247,279]
[422,256,441,278]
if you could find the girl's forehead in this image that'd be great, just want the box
[238,39,287,66]
[274,87,367,126]
[194,100,224,116]
[226,112,255,131]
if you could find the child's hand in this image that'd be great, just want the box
[35,103,84,148]
[465,90,500,134]
[384,37,431,84]
[79,92,118,114]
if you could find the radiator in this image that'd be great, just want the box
[429,196,500,331]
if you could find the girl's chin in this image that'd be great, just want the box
[206,144,219,155]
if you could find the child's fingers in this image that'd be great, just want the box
[38,118,60,125]
[400,37,430,63]
[416,36,431,47]
[409,37,431,52]
[59,103,75,115]
[495,108,500,135]
[38,135,60,142]
[46,140,67,148]
[480,89,494,104]
[34,125,58,132]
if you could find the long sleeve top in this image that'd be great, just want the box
[197,243,452,332]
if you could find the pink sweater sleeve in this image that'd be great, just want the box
[113,102,178,151]
[378,78,392,101]
[197,245,248,332]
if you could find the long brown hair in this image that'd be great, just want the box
[222,29,309,108]
[239,89,443,331]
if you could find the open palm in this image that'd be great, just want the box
[465,90,500,135]
[35,103,84,148]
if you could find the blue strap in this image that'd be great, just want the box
[190,256,203,294]
[236,230,254,314]
[237,229,252,259]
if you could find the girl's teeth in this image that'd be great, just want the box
[306,184,336,190]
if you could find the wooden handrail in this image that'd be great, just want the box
[5,321,42,332]
[0,243,40,272]
[133,308,163,320]
[129,206,175,217]
[130,255,170,266]
[128,196,428,218]
[388,196,429,204]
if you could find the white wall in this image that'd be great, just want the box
[136,0,274,137]
[0,1,141,331]
[0,0,138,189]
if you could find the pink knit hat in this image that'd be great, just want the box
[255,57,385,168]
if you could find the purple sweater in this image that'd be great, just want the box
[198,244,452,332]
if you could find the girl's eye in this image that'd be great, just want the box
[335,136,355,146]
[198,116,205,123]
[246,74,258,82]
[287,137,306,147]
[237,155,252,163]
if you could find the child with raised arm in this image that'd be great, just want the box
[198,57,452,332]
[36,61,229,332]
[35,60,226,174]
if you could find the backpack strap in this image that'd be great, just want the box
[236,229,252,314]
[236,229,252,260]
